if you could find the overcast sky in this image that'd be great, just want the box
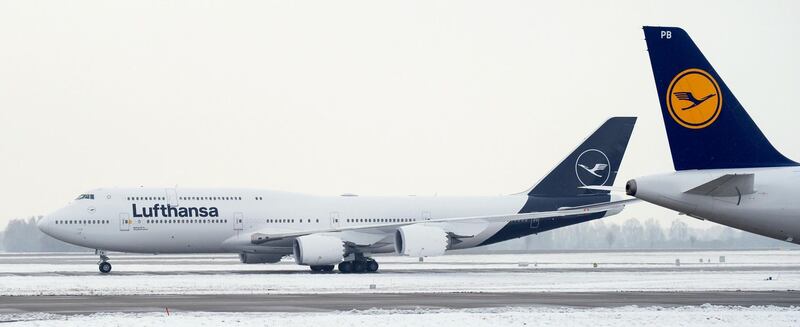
[1,0,798,230]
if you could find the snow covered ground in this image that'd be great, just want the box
[0,250,797,296]
[1,306,799,327]
[2,268,798,296]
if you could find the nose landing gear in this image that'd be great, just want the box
[99,261,112,273]
[96,249,112,273]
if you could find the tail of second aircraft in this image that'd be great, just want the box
[526,117,636,197]
[643,26,797,171]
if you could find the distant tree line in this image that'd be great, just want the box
[1,216,796,253]
[1,216,88,252]
[491,218,797,251]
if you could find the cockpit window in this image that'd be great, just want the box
[75,194,95,200]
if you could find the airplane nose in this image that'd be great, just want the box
[37,215,52,235]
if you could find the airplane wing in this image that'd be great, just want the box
[248,198,638,244]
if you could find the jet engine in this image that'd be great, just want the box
[239,253,285,264]
[293,235,346,265]
[394,225,448,257]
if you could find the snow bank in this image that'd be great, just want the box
[2,305,799,327]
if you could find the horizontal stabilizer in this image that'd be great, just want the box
[685,174,754,197]
[558,198,639,211]
[578,185,625,192]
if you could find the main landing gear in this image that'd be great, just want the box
[337,256,379,274]
[96,249,112,273]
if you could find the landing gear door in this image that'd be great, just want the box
[119,213,130,231]
[165,188,179,207]
[233,212,244,230]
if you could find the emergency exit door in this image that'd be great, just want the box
[119,213,130,231]
[233,212,244,230]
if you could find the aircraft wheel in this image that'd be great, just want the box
[338,261,353,273]
[310,265,323,272]
[322,265,335,272]
[366,260,379,273]
[99,262,112,273]
[353,261,366,273]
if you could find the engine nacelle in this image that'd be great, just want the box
[293,235,346,265]
[394,225,448,257]
[239,253,284,264]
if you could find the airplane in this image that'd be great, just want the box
[627,26,800,244]
[38,117,637,274]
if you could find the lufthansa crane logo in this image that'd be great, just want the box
[666,68,722,129]
[575,149,611,187]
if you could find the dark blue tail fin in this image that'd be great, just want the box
[643,26,796,170]
[527,117,636,197]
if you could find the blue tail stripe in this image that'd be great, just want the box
[643,26,797,170]
[527,117,636,197]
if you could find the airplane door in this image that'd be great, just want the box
[422,211,431,221]
[119,213,130,231]
[165,188,179,207]
[329,212,340,228]
[530,218,540,229]
[233,212,244,230]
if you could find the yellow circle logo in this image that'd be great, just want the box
[666,68,722,129]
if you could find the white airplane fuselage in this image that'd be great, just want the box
[630,167,800,244]
[35,117,636,273]
[39,187,597,255]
